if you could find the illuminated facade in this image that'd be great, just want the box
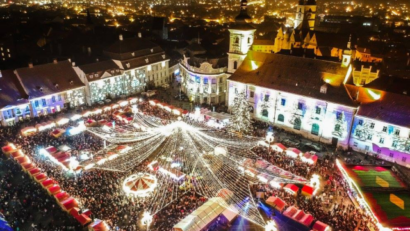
[294,0,316,30]
[349,93,410,167]
[180,58,227,104]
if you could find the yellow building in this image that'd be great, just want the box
[252,40,275,53]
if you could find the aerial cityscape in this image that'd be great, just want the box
[0,0,409,230]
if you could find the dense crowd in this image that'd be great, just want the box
[0,98,384,231]
[251,153,373,231]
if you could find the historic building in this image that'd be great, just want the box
[104,35,170,89]
[14,60,86,117]
[349,92,410,168]
[180,54,227,104]
[0,70,30,126]
[251,40,275,53]
[294,0,316,31]
[227,51,356,149]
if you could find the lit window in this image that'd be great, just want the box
[315,106,321,114]
[382,126,387,132]
[370,123,375,129]
[395,130,400,136]
[379,138,384,144]
[358,120,363,126]
[250,91,254,98]
[281,98,286,106]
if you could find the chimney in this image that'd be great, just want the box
[119,34,123,41]
[53,59,58,64]
[72,62,76,67]
[28,62,33,68]
[68,58,71,63]
[138,32,142,38]
[87,47,92,56]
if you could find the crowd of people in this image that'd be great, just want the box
[251,153,373,231]
[0,96,385,231]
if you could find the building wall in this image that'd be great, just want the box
[352,65,379,86]
[227,80,356,149]
[350,116,410,167]
[180,61,227,105]
[146,61,170,87]
[252,45,275,53]
[0,104,31,126]
[227,29,255,74]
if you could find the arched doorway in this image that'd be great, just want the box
[293,118,301,130]
[278,114,284,122]
[311,123,319,136]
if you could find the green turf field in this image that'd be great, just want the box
[353,169,404,188]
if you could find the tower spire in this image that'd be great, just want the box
[235,0,251,23]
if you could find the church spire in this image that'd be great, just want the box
[235,0,251,23]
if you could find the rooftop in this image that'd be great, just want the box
[0,70,28,109]
[15,61,85,99]
[229,51,356,107]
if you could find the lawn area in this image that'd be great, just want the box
[364,192,410,228]
[345,166,405,188]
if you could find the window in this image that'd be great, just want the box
[390,153,394,158]
[353,142,358,147]
[370,123,375,129]
[278,114,284,122]
[367,134,372,140]
[315,106,321,115]
[58,95,62,101]
[395,130,400,136]
[356,130,362,137]
[233,61,238,70]
[234,88,238,94]
[211,79,217,84]
[311,123,319,136]
[293,118,301,130]
[262,109,268,117]
[406,146,410,152]
[336,112,343,120]
[15,108,21,115]
[360,79,366,85]
[204,78,208,84]
[358,120,363,126]
[334,124,341,132]
[382,126,387,132]
[392,140,398,148]
[248,37,251,44]
[264,94,270,102]
[42,99,46,106]
[219,78,223,83]
[379,138,384,144]
[297,102,303,110]
[35,100,39,108]
[234,37,239,44]
[250,91,254,98]
[25,106,30,112]
[281,98,286,106]
[402,157,407,163]
[365,146,370,151]
[52,96,56,103]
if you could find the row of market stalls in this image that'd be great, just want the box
[259,142,318,165]
[19,97,142,136]
[1,144,109,230]
[173,197,238,231]
[265,196,330,231]
[149,100,189,116]
[39,145,82,172]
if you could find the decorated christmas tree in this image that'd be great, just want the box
[228,91,253,135]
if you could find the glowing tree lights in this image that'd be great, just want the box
[228,91,253,135]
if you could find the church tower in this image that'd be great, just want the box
[342,35,352,67]
[294,0,316,31]
[227,0,256,74]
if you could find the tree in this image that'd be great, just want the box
[228,91,253,135]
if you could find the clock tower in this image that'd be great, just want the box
[294,0,316,31]
[227,0,256,74]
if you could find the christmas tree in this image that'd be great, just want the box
[228,91,253,135]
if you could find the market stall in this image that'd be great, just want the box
[284,184,299,195]
[285,148,301,158]
[21,127,37,136]
[312,221,331,231]
[301,185,314,198]
[51,128,66,138]
[272,143,286,153]
[266,196,287,212]
[301,152,318,165]
[2,144,17,155]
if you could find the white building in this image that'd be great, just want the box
[103,35,170,89]
[0,70,30,126]
[227,52,356,149]
[14,60,86,117]
[349,92,410,167]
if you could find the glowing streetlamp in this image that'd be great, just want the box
[265,220,278,231]
[266,131,274,155]
[141,211,153,231]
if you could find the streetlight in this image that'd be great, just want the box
[265,220,278,231]
[266,131,274,155]
[141,211,153,231]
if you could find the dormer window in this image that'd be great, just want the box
[90,75,93,79]
[94,74,98,77]
[131,52,135,57]
[150,49,153,53]
[320,84,327,94]
[111,70,115,74]
[145,58,149,63]
[162,54,166,59]
[70,80,74,85]
[126,63,130,68]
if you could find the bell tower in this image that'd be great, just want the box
[227,0,256,74]
[294,0,316,31]
[342,35,353,68]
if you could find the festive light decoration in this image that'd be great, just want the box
[227,91,252,135]
[265,220,278,231]
[122,173,158,197]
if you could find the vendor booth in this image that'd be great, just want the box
[284,184,299,195]
[272,143,286,153]
[266,196,287,212]
[312,221,331,231]
[285,148,301,158]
